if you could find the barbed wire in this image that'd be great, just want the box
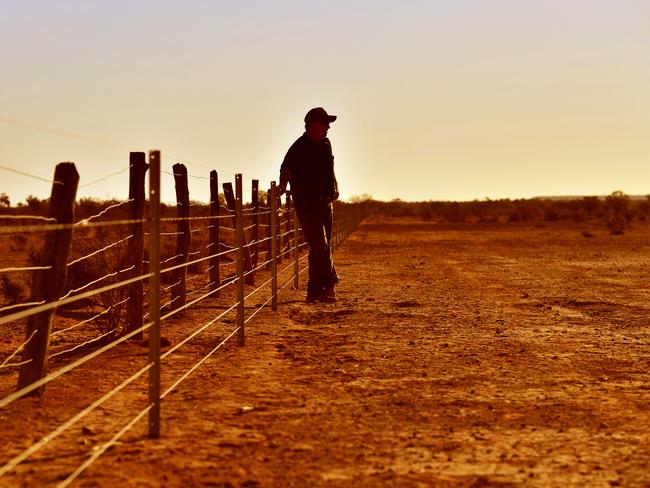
[0,165,62,185]
[0,218,145,235]
[50,328,118,359]
[59,265,134,301]
[0,215,57,222]
[161,170,213,181]
[78,165,132,189]
[0,300,46,315]
[0,358,32,370]
[0,329,37,368]
[161,253,183,265]
[159,248,237,278]
[0,175,364,483]
[75,199,135,226]
[0,272,151,327]
[67,234,134,267]
[0,320,152,408]
[0,265,52,273]
[51,297,130,337]
[163,279,182,291]
[186,273,202,283]
[185,282,210,298]
[0,116,133,150]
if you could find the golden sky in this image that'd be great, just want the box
[1,0,649,203]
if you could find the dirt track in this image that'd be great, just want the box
[2,218,650,487]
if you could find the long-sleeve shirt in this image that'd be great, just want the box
[280,133,338,207]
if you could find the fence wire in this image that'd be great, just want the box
[0,164,365,485]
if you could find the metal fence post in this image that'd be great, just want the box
[270,182,278,311]
[147,150,161,439]
[293,195,299,289]
[235,174,245,346]
[252,179,259,268]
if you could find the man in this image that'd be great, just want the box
[278,107,340,303]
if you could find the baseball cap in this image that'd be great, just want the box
[304,107,337,124]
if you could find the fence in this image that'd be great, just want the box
[0,151,364,486]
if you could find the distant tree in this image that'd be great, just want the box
[0,193,10,207]
[349,193,374,203]
[25,195,47,215]
[605,190,631,234]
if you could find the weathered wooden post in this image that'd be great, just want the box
[171,163,191,311]
[209,170,220,294]
[148,150,161,439]
[235,174,245,346]
[223,182,254,285]
[17,162,79,393]
[270,182,278,311]
[275,191,282,264]
[251,179,259,268]
[126,152,148,339]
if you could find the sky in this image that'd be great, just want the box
[1,0,649,204]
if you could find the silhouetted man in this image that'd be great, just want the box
[279,107,339,303]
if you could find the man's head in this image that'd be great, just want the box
[304,107,337,141]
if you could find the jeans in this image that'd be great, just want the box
[295,203,339,295]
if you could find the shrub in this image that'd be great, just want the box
[0,275,26,305]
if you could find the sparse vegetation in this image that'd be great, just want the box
[0,275,26,306]
[348,191,649,229]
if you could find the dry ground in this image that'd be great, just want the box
[1,218,649,487]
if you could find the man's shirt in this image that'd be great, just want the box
[281,133,337,206]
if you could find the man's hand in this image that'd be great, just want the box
[321,192,339,204]
[278,168,291,197]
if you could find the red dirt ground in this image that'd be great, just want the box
[1,218,649,487]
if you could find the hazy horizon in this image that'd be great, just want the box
[2,1,649,205]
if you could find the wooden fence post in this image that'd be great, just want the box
[148,150,161,439]
[126,152,148,339]
[235,174,245,346]
[171,163,190,311]
[223,182,254,285]
[209,170,220,294]
[17,162,79,394]
[251,179,259,268]
[275,191,282,264]
[270,182,278,311]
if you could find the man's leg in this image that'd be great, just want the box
[296,204,336,301]
[321,204,338,295]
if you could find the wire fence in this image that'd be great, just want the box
[0,151,365,485]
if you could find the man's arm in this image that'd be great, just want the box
[278,167,291,195]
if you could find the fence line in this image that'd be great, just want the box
[0,151,366,485]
